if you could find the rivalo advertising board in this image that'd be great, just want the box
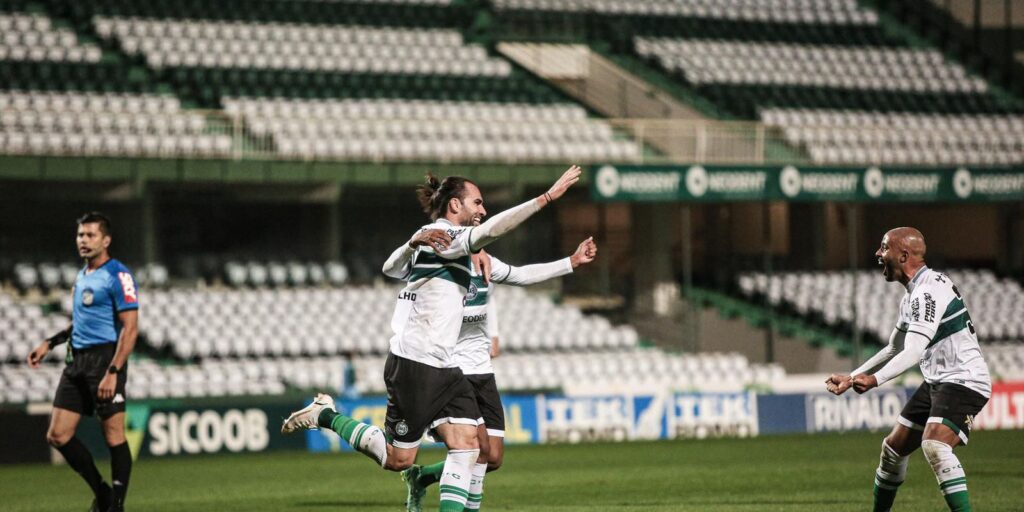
[974,381,1024,430]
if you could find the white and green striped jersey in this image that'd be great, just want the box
[897,267,991,397]
[457,256,572,375]
[388,219,479,369]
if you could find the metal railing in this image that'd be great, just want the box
[0,109,804,165]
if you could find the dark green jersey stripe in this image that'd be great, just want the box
[942,297,965,318]
[414,251,472,269]
[408,265,472,288]
[930,310,972,347]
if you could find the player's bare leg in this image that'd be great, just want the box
[48,407,112,511]
[486,433,504,472]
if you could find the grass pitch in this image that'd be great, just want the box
[3,430,1023,511]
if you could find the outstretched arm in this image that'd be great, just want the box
[491,237,597,286]
[462,165,581,254]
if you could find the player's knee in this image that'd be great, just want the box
[385,452,416,472]
[385,460,414,472]
[921,439,952,466]
[103,431,126,447]
[487,454,503,472]
[446,429,480,450]
[883,435,913,457]
[46,429,71,447]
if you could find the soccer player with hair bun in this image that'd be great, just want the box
[282,166,582,512]
[382,191,597,512]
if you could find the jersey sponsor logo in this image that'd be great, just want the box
[911,297,920,321]
[924,293,936,323]
[463,313,487,324]
[82,288,95,306]
[398,291,417,301]
[118,272,137,303]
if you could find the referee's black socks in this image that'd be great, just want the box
[109,441,132,507]
[56,436,108,500]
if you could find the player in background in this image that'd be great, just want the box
[826,227,991,512]
[26,213,140,512]
[382,232,597,512]
[281,166,582,512]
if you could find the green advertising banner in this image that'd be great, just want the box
[590,164,1024,203]
[77,402,308,459]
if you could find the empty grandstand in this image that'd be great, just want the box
[0,262,785,404]
[0,4,1022,500]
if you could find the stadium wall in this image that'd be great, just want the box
[5,383,1021,464]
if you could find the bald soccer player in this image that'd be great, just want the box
[826,227,991,512]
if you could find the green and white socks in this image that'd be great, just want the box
[417,457,487,511]
[439,449,479,512]
[922,440,972,512]
[872,439,973,512]
[873,440,908,512]
[317,409,388,467]
[465,463,487,511]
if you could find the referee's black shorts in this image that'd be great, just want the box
[53,343,127,419]
[383,353,480,449]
